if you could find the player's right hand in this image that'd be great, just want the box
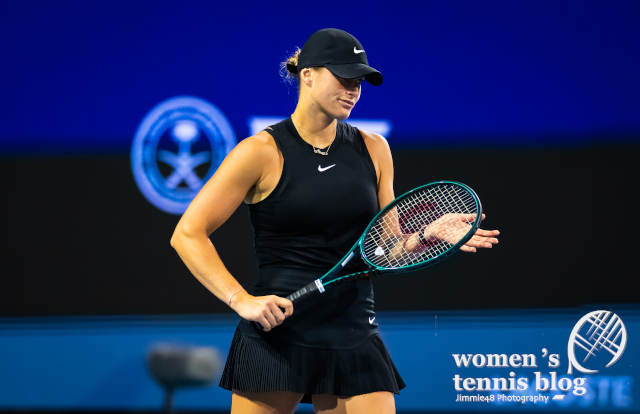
[229,291,294,332]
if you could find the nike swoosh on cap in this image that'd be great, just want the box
[353,47,365,54]
[318,164,336,172]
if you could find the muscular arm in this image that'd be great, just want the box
[361,130,406,251]
[170,133,292,330]
[360,130,395,212]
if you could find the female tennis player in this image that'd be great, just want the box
[170,28,499,414]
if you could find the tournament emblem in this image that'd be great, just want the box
[131,96,235,214]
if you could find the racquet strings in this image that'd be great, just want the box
[362,183,478,269]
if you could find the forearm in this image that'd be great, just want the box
[170,229,246,308]
[400,231,424,252]
[385,229,429,259]
[384,234,409,260]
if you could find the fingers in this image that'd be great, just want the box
[268,301,287,324]
[457,213,484,224]
[460,234,499,252]
[455,213,477,223]
[466,234,499,248]
[257,316,271,332]
[262,306,278,331]
[275,296,294,317]
[258,296,293,332]
[458,214,499,253]
[459,245,477,253]
[463,239,488,249]
[475,228,500,237]
[469,235,498,247]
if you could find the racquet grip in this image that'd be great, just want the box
[286,279,325,303]
[253,279,325,331]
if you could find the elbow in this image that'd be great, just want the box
[170,224,188,249]
[170,229,181,249]
[170,224,206,248]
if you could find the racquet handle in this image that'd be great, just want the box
[286,279,325,303]
[253,279,325,331]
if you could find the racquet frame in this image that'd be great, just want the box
[285,181,483,303]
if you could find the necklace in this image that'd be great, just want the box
[290,117,335,155]
[312,141,332,156]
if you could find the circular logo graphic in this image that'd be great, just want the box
[131,96,235,214]
[567,310,627,374]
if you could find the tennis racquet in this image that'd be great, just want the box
[282,180,483,303]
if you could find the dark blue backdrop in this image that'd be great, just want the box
[2,0,639,152]
[2,3,639,412]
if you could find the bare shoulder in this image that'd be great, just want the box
[234,129,280,160]
[199,129,280,193]
[250,128,279,147]
[360,128,391,152]
[358,128,392,161]
[232,129,283,204]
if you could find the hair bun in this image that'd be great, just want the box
[286,62,298,74]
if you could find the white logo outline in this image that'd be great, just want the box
[318,164,336,172]
[369,316,376,324]
[353,46,365,54]
[567,310,627,375]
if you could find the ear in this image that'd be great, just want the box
[299,67,314,88]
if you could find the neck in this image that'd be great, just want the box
[290,100,337,148]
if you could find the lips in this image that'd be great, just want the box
[339,99,354,108]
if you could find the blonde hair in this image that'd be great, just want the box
[280,47,302,87]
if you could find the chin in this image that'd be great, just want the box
[335,109,352,121]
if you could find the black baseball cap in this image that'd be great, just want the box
[287,28,383,86]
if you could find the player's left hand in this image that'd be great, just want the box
[460,214,499,253]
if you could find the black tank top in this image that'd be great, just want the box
[237,117,380,349]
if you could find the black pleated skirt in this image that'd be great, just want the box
[219,325,406,404]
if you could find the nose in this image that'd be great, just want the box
[344,85,361,101]
[337,75,362,91]
[345,79,361,90]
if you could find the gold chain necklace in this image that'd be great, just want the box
[291,117,335,155]
[312,141,333,156]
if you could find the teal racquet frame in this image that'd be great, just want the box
[284,180,483,303]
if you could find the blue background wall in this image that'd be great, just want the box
[2,1,639,412]
[2,0,639,152]
[1,307,638,412]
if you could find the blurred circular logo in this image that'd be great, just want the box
[567,310,627,374]
[131,96,235,214]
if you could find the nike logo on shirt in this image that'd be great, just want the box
[318,164,336,172]
[369,316,376,324]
